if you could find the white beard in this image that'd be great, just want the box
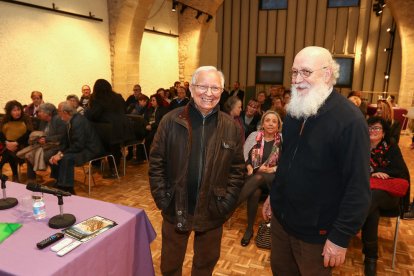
[287,83,332,119]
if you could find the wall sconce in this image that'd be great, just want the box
[180,4,187,14]
[172,0,177,12]
[206,15,213,23]
[384,48,392,52]
[195,11,202,19]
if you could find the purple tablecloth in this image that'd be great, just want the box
[0,182,156,275]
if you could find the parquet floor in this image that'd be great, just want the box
[5,135,414,275]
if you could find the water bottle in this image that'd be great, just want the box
[32,193,46,220]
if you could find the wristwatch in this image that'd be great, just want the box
[59,153,64,158]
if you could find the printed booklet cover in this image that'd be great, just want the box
[63,215,117,242]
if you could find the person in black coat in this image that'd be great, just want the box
[362,116,410,275]
[230,81,245,105]
[169,86,189,111]
[85,79,133,176]
[49,102,104,194]
[144,94,168,153]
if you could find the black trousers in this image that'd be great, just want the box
[161,219,223,276]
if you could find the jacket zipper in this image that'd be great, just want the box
[197,117,206,195]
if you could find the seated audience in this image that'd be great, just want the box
[85,79,132,177]
[49,102,104,194]
[169,86,189,111]
[347,91,362,107]
[237,111,282,246]
[256,90,267,115]
[223,96,244,143]
[156,88,170,106]
[270,96,286,121]
[126,84,142,114]
[144,94,168,153]
[362,116,410,276]
[230,81,245,104]
[283,90,291,108]
[0,100,32,182]
[262,85,284,111]
[219,86,230,111]
[240,99,261,139]
[66,94,84,115]
[375,99,401,144]
[79,85,91,109]
[24,91,43,130]
[25,103,66,182]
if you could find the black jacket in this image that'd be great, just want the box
[270,89,371,247]
[149,102,245,232]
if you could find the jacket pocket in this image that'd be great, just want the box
[159,186,175,211]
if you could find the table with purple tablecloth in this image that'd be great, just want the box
[0,182,156,275]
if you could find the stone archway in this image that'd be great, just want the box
[108,0,224,95]
[388,1,414,107]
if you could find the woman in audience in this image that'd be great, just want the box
[0,100,32,181]
[256,91,267,115]
[144,94,168,152]
[270,96,286,121]
[362,116,410,276]
[375,99,401,144]
[240,99,261,139]
[85,79,131,178]
[223,96,244,143]
[238,111,282,246]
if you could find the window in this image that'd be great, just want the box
[259,0,288,10]
[256,56,284,84]
[328,0,359,8]
[334,57,354,87]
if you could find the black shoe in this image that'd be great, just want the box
[403,209,414,219]
[364,258,377,276]
[241,231,253,247]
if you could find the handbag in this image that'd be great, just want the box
[255,221,271,249]
[370,177,409,197]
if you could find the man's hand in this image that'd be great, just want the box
[262,196,272,220]
[246,165,254,176]
[322,239,347,267]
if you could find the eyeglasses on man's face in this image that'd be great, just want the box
[192,84,223,94]
[368,126,383,132]
[290,67,327,79]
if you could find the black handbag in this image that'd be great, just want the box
[255,221,271,249]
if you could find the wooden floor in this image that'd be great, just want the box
[6,135,414,275]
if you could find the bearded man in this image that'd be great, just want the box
[262,46,371,275]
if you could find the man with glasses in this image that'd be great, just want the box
[262,46,371,275]
[149,66,245,275]
[126,84,142,114]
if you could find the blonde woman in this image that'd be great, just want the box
[374,99,401,144]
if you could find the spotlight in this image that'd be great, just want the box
[180,4,187,14]
[195,10,202,19]
[384,48,392,52]
[385,75,389,80]
[373,2,383,16]
[206,14,213,23]
[172,0,177,12]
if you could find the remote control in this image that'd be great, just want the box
[36,233,64,249]
[56,240,82,257]
[51,237,74,252]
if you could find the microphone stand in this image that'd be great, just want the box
[48,194,76,229]
[0,174,18,210]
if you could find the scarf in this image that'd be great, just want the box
[370,139,390,172]
[250,130,282,168]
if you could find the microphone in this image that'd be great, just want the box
[26,183,71,197]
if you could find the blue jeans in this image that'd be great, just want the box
[50,153,76,188]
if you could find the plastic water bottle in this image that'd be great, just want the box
[32,193,46,220]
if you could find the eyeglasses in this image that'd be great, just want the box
[248,104,258,109]
[192,84,223,94]
[290,67,327,79]
[368,126,383,132]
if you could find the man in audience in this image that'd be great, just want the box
[126,84,142,113]
[262,85,284,111]
[66,94,84,115]
[169,86,189,110]
[49,101,104,194]
[240,99,260,138]
[79,85,91,109]
[256,90,267,114]
[26,103,66,182]
[149,66,245,275]
[262,46,371,275]
[230,81,245,105]
[183,81,191,98]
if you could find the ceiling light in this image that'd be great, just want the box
[172,0,177,12]
[206,14,213,23]
[195,10,202,19]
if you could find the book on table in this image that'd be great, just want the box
[62,215,117,242]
